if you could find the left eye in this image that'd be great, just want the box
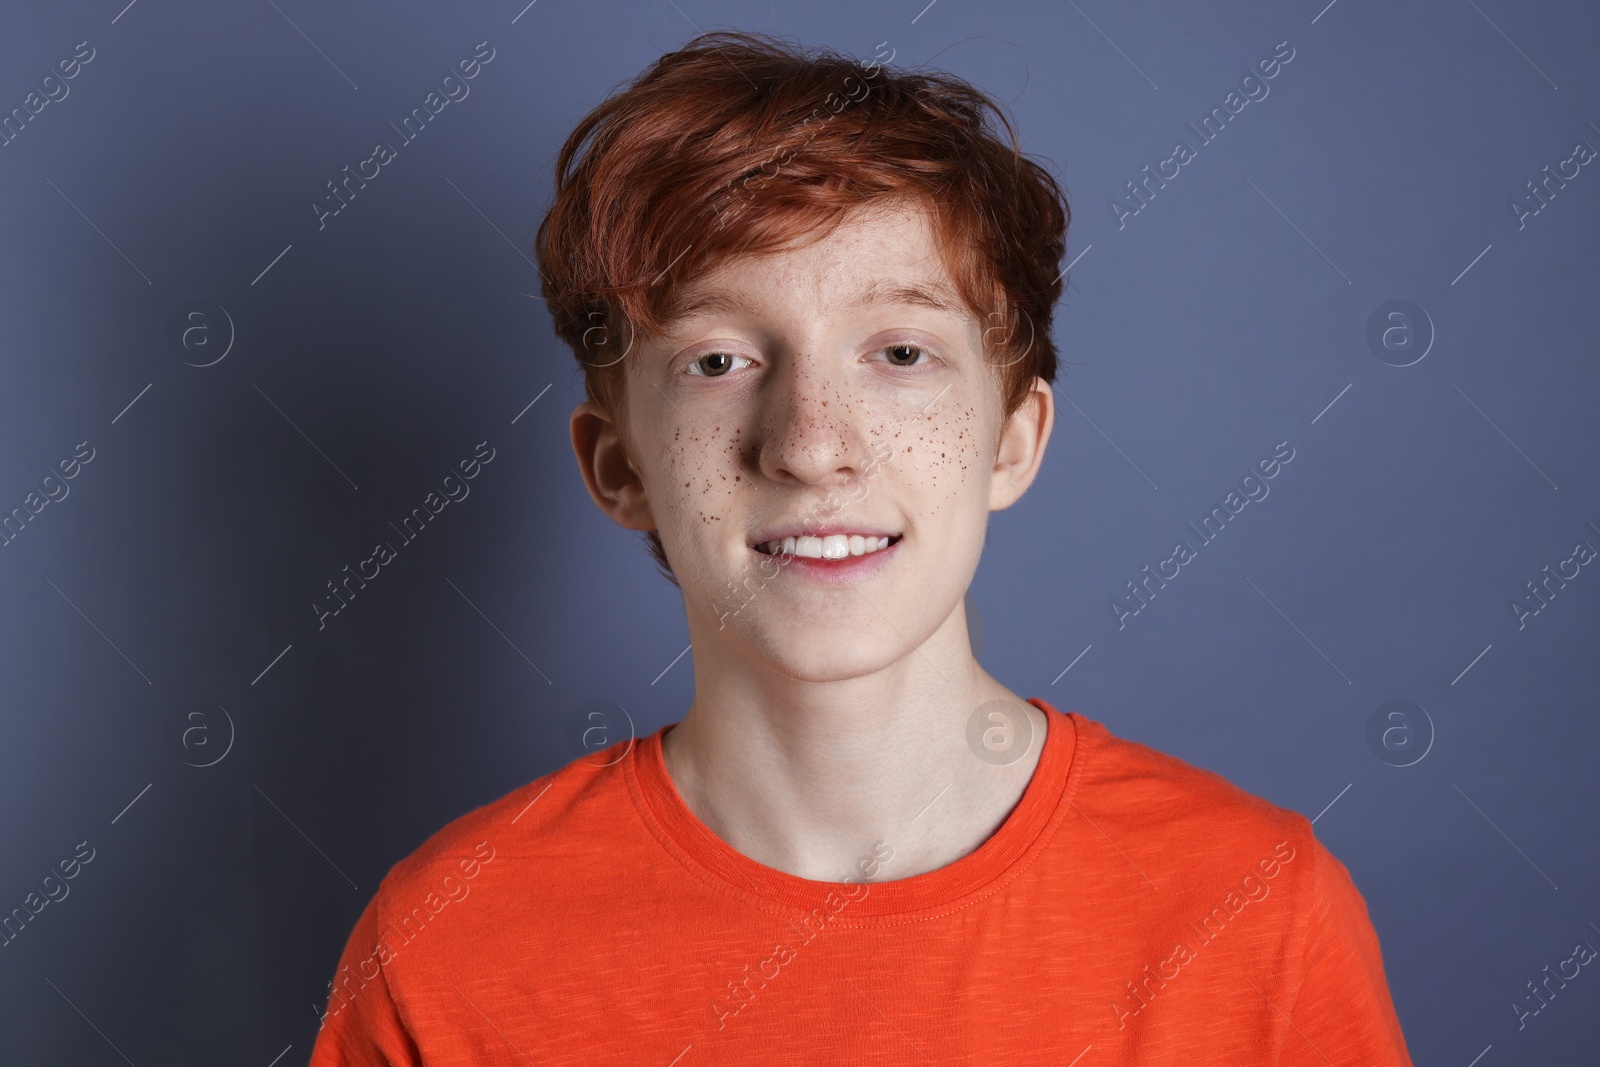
[878,343,930,367]
[686,352,752,377]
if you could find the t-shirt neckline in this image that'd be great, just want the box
[625,698,1084,922]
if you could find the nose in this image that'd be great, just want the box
[757,353,874,486]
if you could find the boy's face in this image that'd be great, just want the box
[571,199,1053,682]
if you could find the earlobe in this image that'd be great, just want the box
[570,401,656,532]
[988,378,1053,512]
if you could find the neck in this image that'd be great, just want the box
[660,604,1048,882]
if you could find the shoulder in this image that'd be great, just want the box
[1058,711,1322,923]
[1057,713,1352,980]
[1055,715,1410,1055]
[1069,712,1310,852]
[361,735,642,922]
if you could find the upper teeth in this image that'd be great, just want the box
[760,534,892,559]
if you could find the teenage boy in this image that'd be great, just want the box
[310,31,1413,1065]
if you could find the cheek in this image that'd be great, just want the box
[648,424,750,536]
[653,427,694,493]
[883,402,988,503]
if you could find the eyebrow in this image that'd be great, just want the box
[665,279,965,323]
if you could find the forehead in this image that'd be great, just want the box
[660,201,972,327]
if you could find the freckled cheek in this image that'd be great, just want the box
[646,433,746,524]
[643,446,694,519]
[899,416,983,482]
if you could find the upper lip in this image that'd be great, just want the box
[748,522,901,545]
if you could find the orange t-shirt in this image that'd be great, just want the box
[308,700,1413,1065]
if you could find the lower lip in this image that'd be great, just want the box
[749,539,900,585]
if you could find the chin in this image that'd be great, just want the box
[764,639,908,683]
[717,612,915,682]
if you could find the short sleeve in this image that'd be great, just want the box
[308,887,423,1067]
[1277,836,1414,1066]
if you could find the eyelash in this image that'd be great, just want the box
[683,343,935,377]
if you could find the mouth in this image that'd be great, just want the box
[751,532,903,560]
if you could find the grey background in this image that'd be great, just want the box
[1,0,1596,1062]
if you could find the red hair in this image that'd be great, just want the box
[535,30,1071,582]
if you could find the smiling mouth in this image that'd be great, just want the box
[752,533,903,559]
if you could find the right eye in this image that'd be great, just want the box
[686,351,752,377]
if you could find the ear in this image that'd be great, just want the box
[570,400,656,532]
[988,376,1054,512]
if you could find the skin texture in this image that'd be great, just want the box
[569,199,1055,882]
